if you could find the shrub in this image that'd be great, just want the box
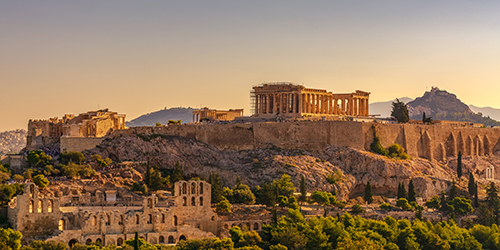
[351,204,365,214]
[33,174,49,188]
[379,203,393,210]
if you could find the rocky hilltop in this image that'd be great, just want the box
[0,129,26,155]
[407,87,500,126]
[126,107,196,127]
[84,133,499,200]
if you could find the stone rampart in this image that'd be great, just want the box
[113,122,500,161]
[60,137,105,152]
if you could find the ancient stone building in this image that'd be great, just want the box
[8,181,263,247]
[192,107,244,123]
[26,109,126,152]
[251,83,370,117]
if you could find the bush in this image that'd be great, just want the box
[388,144,410,159]
[216,198,231,215]
[396,198,413,211]
[379,203,393,210]
[370,127,388,156]
[351,204,365,214]
[32,174,49,188]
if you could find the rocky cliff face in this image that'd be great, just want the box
[85,134,499,200]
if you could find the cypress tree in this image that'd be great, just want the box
[440,191,447,212]
[397,183,402,199]
[299,175,307,205]
[474,182,479,208]
[422,112,426,124]
[364,181,374,204]
[449,180,458,200]
[408,179,416,202]
[457,151,463,178]
[402,182,408,200]
[210,173,223,204]
[145,157,152,188]
[171,162,183,183]
[134,232,139,250]
[468,172,476,196]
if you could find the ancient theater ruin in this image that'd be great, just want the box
[8,180,263,247]
[251,82,370,118]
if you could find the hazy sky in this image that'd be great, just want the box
[1,1,500,131]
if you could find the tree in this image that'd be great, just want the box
[370,126,388,156]
[449,180,458,200]
[32,174,49,188]
[391,98,409,123]
[0,228,22,250]
[468,172,476,196]
[145,157,152,188]
[408,180,416,202]
[457,151,463,178]
[396,198,413,211]
[398,182,408,200]
[364,181,373,204]
[351,204,365,214]
[426,196,440,209]
[486,182,499,206]
[299,175,307,205]
[474,182,479,208]
[216,198,231,215]
[209,173,224,204]
[27,150,52,168]
[59,151,85,164]
[171,162,183,183]
[311,191,331,216]
[448,197,473,215]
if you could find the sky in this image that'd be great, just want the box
[1,1,500,131]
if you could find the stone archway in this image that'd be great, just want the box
[68,239,78,247]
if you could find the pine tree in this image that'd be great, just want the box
[408,180,416,202]
[474,182,479,208]
[457,151,463,178]
[364,181,374,204]
[468,172,476,196]
[299,175,307,205]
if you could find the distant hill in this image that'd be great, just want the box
[469,105,500,122]
[407,87,500,127]
[126,107,196,127]
[369,97,413,118]
[0,129,26,155]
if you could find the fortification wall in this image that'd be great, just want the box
[114,122,500,161]
[60,137,105,152]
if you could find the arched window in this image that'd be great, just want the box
[58,219,66,230]
[86,239,92,245]
[159,236,165,244]
[29,184,34,198]
[168,236,175,244]
[48,200,53,213]
[147,214,152,224]
[254,223,259,230]
[117,238,123,246]
[200,197,203,206]
[182,183,187,194]
[119,215,124,225]
[106,215,111,225]
[191,183,196,195]
[173,216,178,226]
[199,183,203,194]
[182,197,187,206]
[92,216,97,226]
[38,200,43,213]
[191,197,196,206]
[161,214,165,223]
[29,200,34,213]
[179,235,186,242]
[136,214,140,224]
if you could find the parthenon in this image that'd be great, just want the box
[251,83,370,117]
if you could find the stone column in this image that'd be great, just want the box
[350,98,354,116]
[283,93,288,114]
[266,95,270,114]
[366,99,369,116]
[255,95,260,115]
[272,94,276,114]
[312,94,316,114]
[353,98,358,116]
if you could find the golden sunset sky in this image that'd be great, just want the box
[1,1,499,131]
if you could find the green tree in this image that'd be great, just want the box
[426,196,440,209]
[370,126,388,156]
[468,172,476,196]
[474,182,479,208]
[457,151,463,178]
[32,174,49,188]
[364,181,373,204]
[209,173,224,204]
[449,180,458,200]
[311,191,331,216]
[396,198,413,211]
[216,198,231,215]
[59,151,85,164]
[408,179,416,202]
[0,228,22,250]
[299,175,307,205]
[448,197,473,215]
[171,162,184,183]
[149,166,169,191]
[351,204,365,214]
[27,150,52,168]
[23,240,66,250]
[232,184,256,205]
[391,98,409,123]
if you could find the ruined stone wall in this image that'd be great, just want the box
[60,137,105,152]
[117,122,500,161]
